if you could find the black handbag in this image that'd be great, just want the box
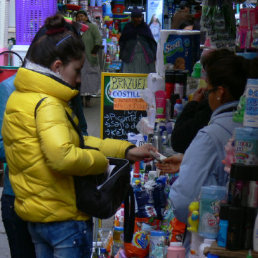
[74,157,131,218]
[66,110,135,220]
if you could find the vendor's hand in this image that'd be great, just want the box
[156,154,183,174]
[126,144,157,162]
[192,88,207,102]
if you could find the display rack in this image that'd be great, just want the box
[204,242,258,258]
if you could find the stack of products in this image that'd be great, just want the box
[94,152,187,257]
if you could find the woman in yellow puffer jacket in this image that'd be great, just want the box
[1,14,156,258]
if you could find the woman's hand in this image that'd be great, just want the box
[156,154,183,174]
[192,88,207,102]
[126,144,157,162]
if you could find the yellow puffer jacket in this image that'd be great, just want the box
[2,68,133,222]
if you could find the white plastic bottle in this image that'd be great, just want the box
[199,238,216,258]
[254,213,258,252]
[189,232,203,257]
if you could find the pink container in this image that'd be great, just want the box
[167,242,185,258]
[0,48,8,66]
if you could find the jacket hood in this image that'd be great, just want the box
[14,68,79,102]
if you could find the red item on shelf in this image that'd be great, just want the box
[66,4,81,11]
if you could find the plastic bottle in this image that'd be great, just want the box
[199,238,216,258]
[167,242,185,258]
[246,250,253,258]
[173,99,183,118]
[174,74,184,99]
[217,204,229,248]
[114,203,124,227]
[243,207,257,250]
[92,242,98,258]
[165,70,175,100]
[253,212,258,252]
[149,230,166,258]
[161,130,169,155]
[155,90,167,119]
[105,49,111,70]
[198,185,227,239]
[144,164,152,184]
[112,227,124,256]
[226,206,245,250]
[131,161,140,185]
[189,232,203,257]
[98,248,108,257]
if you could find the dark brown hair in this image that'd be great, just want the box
[206,55,250,100]
[248,57,258,79]
[201,48,235,71]
[26,14,85,69]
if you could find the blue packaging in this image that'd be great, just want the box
[163,30,200,73]
[153,177,167,220]
[217,204,229,248]
[198,185,227,239]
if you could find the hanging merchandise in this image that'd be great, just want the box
[201,0,236,49]
[79,0,88,10]
[236,7,258,50]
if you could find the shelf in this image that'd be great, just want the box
[204,242,258,258]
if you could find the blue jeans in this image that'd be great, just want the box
[1,194,36,258]
[28,219,93,258]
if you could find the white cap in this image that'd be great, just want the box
[170,242,183,247]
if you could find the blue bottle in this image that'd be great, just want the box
[217,204,229,247]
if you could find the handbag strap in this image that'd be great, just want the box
[65,109,99,151]
[34,97,98,151]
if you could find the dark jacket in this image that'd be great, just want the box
[119,21,157,63]
[171,99,212,153]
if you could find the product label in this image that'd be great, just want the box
[163,33,200,73]
[199,199,220,238]
[132,231,149,249]
[235,138,258,165]
[244,83,258,127]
